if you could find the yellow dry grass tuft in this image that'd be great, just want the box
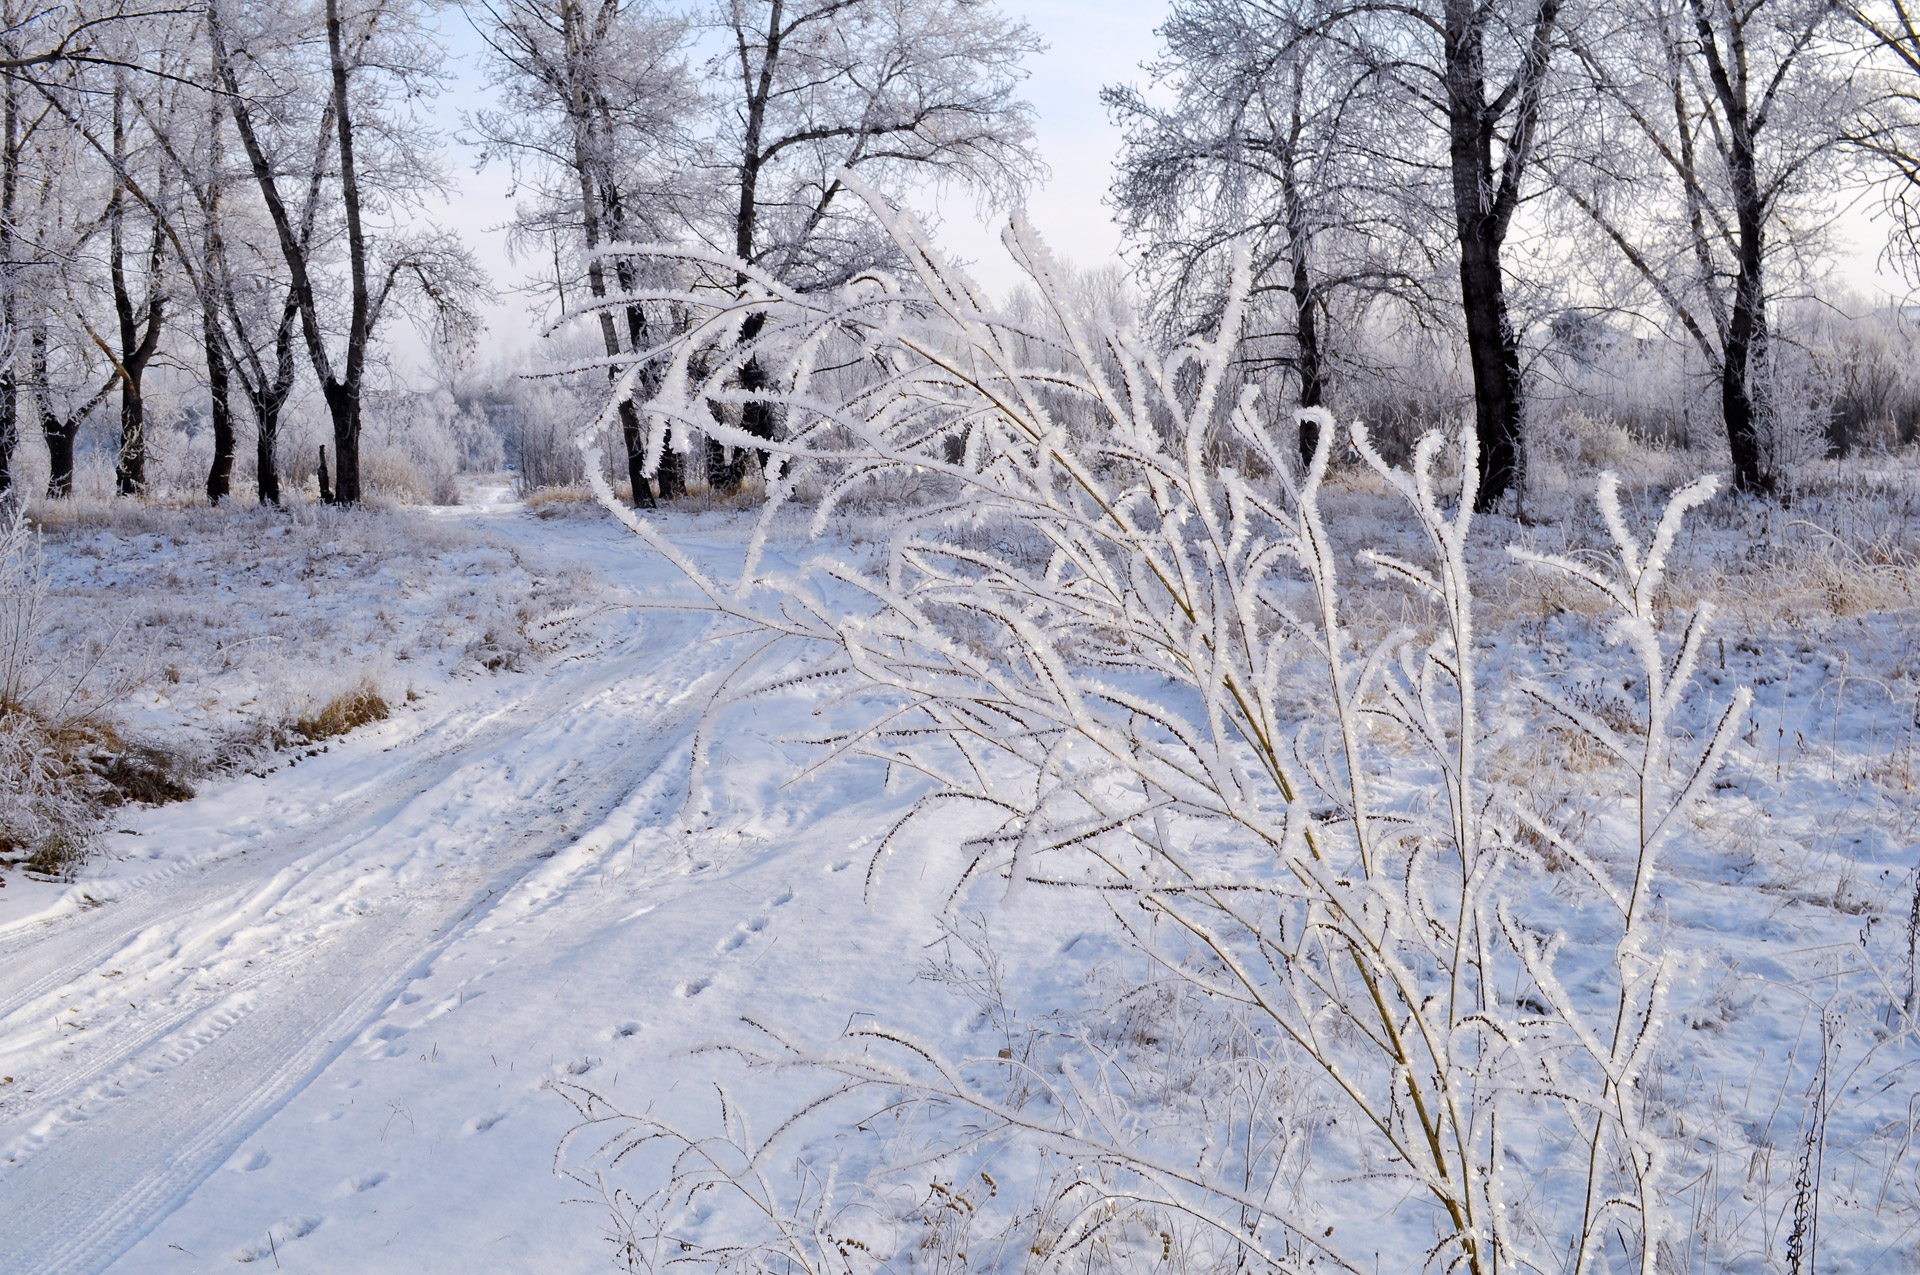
[292,679,390,742]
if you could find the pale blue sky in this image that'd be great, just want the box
[431,0,1172,357]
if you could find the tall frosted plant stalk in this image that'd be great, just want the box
[573,181,1752,1271]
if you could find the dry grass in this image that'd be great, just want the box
[291,678,390,742]
[0,699,198,881]
[524,484,604,519]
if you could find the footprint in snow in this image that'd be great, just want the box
[465,1112,507,1134]
[678,977,710,997]
[231,1217,322,1263]
[339,1171,388,1195]
[427,989,484,1019]
[610,1021,641,1039]
[233,1149,270,1172]
[768,887,794,906]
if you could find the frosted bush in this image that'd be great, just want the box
[571,183,1759,1271]
[361,387,504,504]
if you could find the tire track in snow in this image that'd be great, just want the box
[0,586,720,1273]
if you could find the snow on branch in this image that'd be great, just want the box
[569,179,1752,1273]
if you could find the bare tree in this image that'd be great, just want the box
[101,72,169,496]
[210,0,475,505]
[1559,0,1853,491]
[470,0,699,505]
[1842,0,1920,277]
[693,0,1042,491]
[1106,0,1443,464]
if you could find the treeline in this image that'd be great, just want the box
[2,0,1916,512]
[0,0,1042,508]
[1105,0,1920,504]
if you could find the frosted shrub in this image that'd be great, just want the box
[362,387,503,504]
[573,184,1754,1271]
[0,509,120,875]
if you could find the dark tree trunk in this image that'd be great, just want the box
[42,417,74,497]
[108,83,165,499]
[318,444,334,504]
[1279,96,1326,469]
[1688,0,1772,494]
[0,64,17,498]
[320,382,355,502]
[33,318,116,500]
[0,369,15,498]
[1458,231,1524,504]
[323,0,365,504]
[115,381,144,496]
[557,0,656,509]
[254,396,281,505]
[1720,208,1768,492]
[204,306,234,503]
[704,0,787,500]
[254,300,299,507]
[1288,216,1324,466]
[34,325,72,499]
[1442,0,1561,511]
[202,93,236,505]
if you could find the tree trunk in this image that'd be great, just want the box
[42,417,75,497]
[1442,0,1560,511]
[1695,10,1771,495]
[324,0,366,504]
[203,92,236,504]
[1285,159,1324,467]
[558,0,655,508]
[318,444,334,504]
[108,83,165,499]
[204,305,234,503]
[109,87,141,496]
[0,63,17,498]
[253,392,281,506]
[706,0,786,499]
[1458,230,1524,506]
[1721,204,1768,493]
[32,324,74,498]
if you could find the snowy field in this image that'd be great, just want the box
[0,463,1917,1272]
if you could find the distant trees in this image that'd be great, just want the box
[473,0,1042,500]
[1557,0,1855,492]
[1110,0,1570,507]
[1106,0,1441,464]
[0,0,488,506]
[1,0,1912,509]
[469,0,699,506]
[1108,0,1920,501]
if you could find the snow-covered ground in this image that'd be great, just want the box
[1,474,1917,1271]
[0,491,1063,1272]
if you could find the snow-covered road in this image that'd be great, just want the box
[10,493,1914,1272]
[0,506,738,1272]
